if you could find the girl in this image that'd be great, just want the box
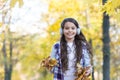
[50,18,92,80]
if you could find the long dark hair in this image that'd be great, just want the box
[60,18,92,72]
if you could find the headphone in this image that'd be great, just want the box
[60,27,80,35]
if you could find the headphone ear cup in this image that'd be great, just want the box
[77,28,80,35]
[60,28,63,35]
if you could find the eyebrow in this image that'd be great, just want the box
[64,25,76,27]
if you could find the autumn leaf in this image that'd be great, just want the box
[40,56,57,71]
[49,58,58,66]
[75,63,91,80]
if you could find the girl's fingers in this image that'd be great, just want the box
[85,71,91,76]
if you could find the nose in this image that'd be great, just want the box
[69,28,72,32]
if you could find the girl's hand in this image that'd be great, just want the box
[85,66,92,77]
[75,64,92,80]
[40,56,57,70]
[40,56,50,67]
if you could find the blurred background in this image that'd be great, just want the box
[0,0,120,80]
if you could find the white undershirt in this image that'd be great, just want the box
[64,42,76,80]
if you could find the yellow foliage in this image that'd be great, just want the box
[101,0,120,23]
[0,68,4,73]
[0,68,4,79]
[18,0,24,8]
[101,0,120,15]
[48,0,82,18]
[0,22,3,27]
[0,42,3,50]
[10,0,18,8]
[10,0,24,8]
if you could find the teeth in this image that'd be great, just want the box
[68,34,73,35]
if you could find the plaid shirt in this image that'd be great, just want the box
[50,42,91,80]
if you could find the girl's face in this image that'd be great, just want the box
[63,22,77,42]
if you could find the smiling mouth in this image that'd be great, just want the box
[69,34,73,35]
[67,33,74,35]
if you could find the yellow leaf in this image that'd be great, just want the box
[49,58,57,66]
[18,0,24,8]
[10,0,18,8]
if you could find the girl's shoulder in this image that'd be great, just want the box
[81,41,87,48]
[53,41,60,49]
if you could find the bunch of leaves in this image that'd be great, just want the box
[101,0,120,15]
[75,63,91,80]
[40,56,57,71]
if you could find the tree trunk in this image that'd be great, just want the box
[2,3,13,79]
[2,35,13,80]
[2,29,13,80]
[9,41,13,80]
[89,39,95,80]
[2,39,9,80]
[102,0,110,79]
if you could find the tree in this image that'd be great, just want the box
[0,0,24,80]
[102,0,110,80]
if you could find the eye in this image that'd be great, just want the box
[71,26,76,30]
[72,27,75,30]
[64,27,69,30]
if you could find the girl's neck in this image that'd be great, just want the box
[65,38,74,43]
